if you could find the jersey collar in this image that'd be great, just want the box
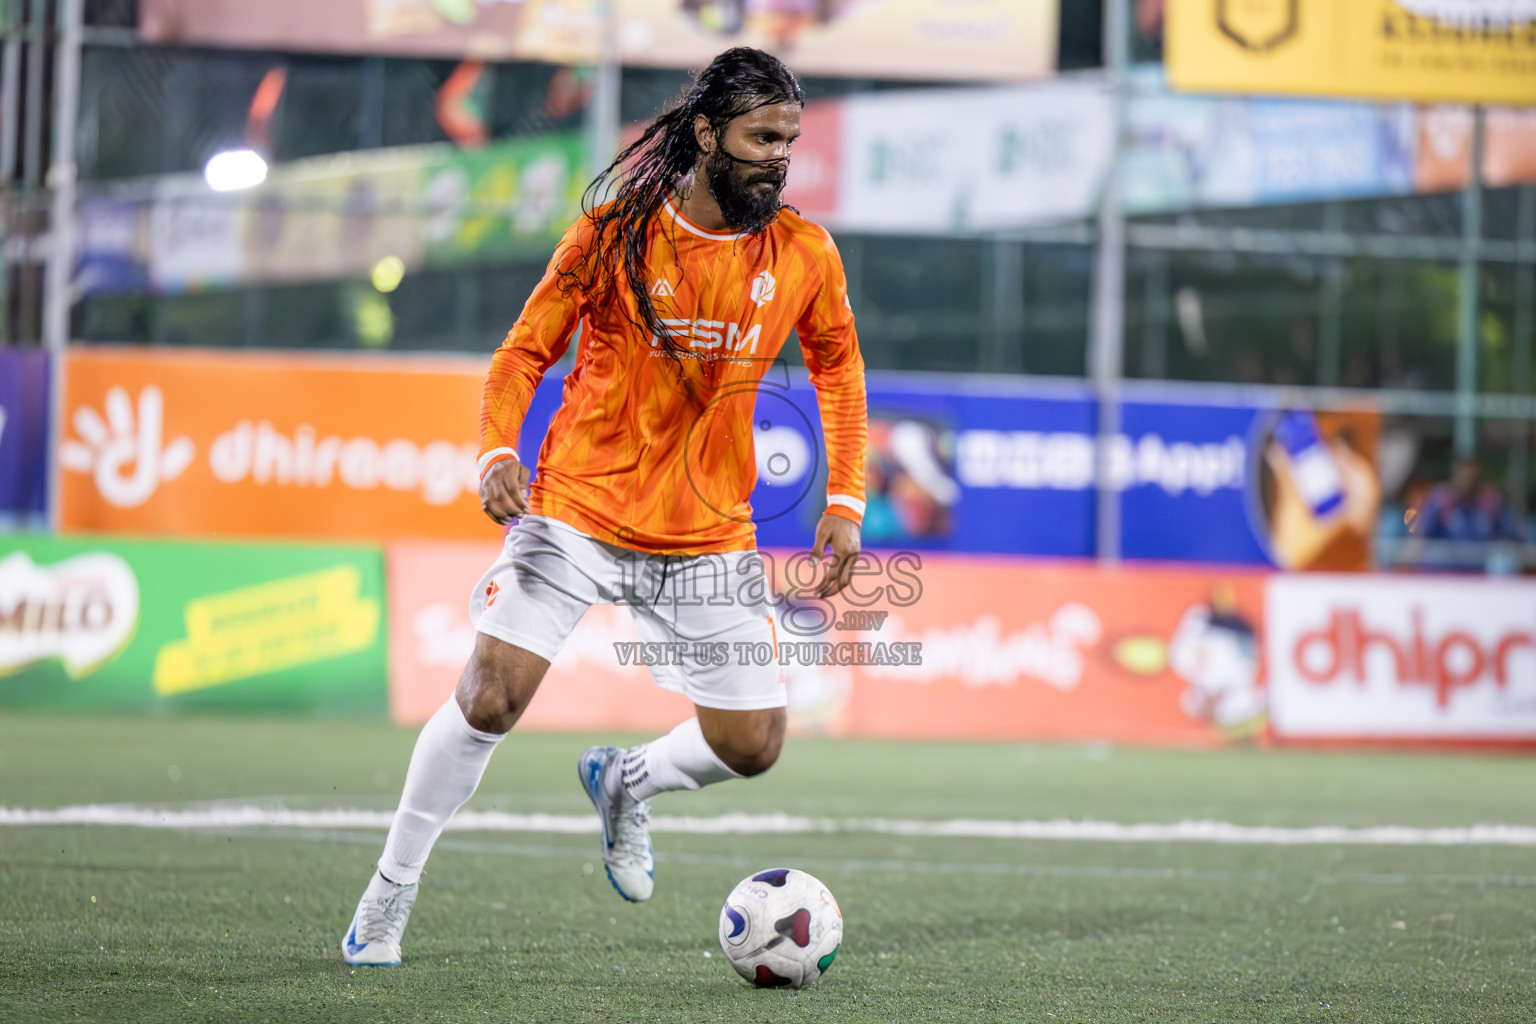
[662,197,750,241]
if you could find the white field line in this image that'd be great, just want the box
[259,829,1536,887]
[3,804,1536,847]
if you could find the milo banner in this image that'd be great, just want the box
[0,536,387,714]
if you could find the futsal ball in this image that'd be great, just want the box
[718,868,843,988]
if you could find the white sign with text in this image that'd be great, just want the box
[1266,574,1536,738]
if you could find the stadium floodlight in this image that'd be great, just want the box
[204,149,268,192]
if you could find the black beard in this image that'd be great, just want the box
[704,150,784,234]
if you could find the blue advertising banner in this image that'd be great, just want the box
[0,348,49,524]
[516,369,1378,568]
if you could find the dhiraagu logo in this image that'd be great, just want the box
[152,565,380,695]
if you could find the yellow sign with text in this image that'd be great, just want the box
[152,566,380,695]
[1167,0,1536,105]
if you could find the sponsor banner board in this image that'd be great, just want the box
[420,133,589,266]
[74,93,1535,301]
[57,348,1377,567]
[1266,575,1536,740]
[615,0,1058,82]
[1122,89,1418,215]
[140,0,1058,82]
[0,535,387,714]
[0,348,49,523]
[1414,105,1536,193]
[1167,0,1536,106]
[394,545,1536,743]
[58,347,506,543]
[80,134,588,297]
[833,84,1115,235]
[748,373,1379,569]
[777,100,842,225]
[236,156,426,289]
[140,0,603,63]
[809,78,1519,233]
[388,540,1269,744]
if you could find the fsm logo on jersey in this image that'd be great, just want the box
[1266,575,1536,739]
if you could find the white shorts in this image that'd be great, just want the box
[470,515,786,711]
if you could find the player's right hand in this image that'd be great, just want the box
[480,457,531,524]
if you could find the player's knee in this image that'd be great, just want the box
[729,739,781,777]
[455,635,547,734]
[715,712,785,777]
[456,678,520,734]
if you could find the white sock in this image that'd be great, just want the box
[377,698,504,885]
[612,717,742,802]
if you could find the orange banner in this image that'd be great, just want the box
[59,347,503,543]
[389,541,1268,745]
[1415,106,1536,193]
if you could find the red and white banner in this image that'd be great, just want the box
[1266,575,1536,741]
[389,544,1536,746]
[388,541,1271,745]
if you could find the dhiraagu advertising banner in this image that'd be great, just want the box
[0,536,386,714]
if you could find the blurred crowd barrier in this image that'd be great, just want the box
[3,346,1535,743]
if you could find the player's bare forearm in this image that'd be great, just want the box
[480,458,531,524]
[811,513,861,597]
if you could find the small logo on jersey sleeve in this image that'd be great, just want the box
[750,270,776,307]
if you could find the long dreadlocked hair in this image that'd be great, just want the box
[558,48,804,358]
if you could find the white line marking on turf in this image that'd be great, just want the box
[3,805,1536,847]
[204,828,1536,889]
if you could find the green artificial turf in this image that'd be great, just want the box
[2,714,1534,1023]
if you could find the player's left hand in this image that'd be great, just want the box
[810,513,861,598]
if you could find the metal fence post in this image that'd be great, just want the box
[1090,0,1129,565]
[586,0,620,183]
[42,0,81,351]
[1454,107,1485,457]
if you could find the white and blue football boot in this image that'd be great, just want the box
[578,745,655,902]
[341,871,418,966]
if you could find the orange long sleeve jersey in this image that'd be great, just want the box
[478,199,868,555]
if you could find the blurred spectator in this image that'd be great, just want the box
[1411,455,1521,543]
